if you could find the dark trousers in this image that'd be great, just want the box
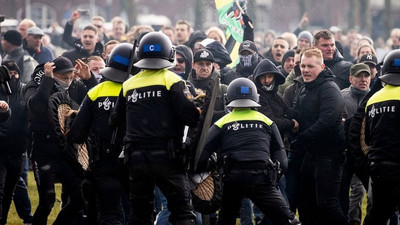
[285,150,305,213]
[218,168,295,225]
[127,148,195,225]
[32,156,83,225]
[0,154,25,225]
[363,161,400,225]
[91,154,124,225]
[13,154,33,224]
[298,152,347,225]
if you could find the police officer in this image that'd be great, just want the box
[110,32,200,225]
[197,77,300,225]
[67,43,134,224]
[363,49,400,225]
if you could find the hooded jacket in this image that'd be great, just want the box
[252,59,294,136]
[185,30,207,51]
[205,41,232,68]
[0,78,28,157]
[295,68,345,154]
[324,48,353,90]
[3,46,38,84]
[175,45,193,80]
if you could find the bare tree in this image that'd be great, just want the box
[195,0,205,30]
[385,0,393,39]
[122,0,137,28]
[359,0,371,35]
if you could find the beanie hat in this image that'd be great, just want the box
[3,30,22,46]
[1,60,21,76]
[281,50,295,68]
[297,31,313,45]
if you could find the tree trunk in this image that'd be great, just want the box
[359,0,371,34]
[195,0,204,30]
[384,0,393,39]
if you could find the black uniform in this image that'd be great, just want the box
[198,108,297,225]
[110,68,200,225]
[68,80,125,225]
[363,84,400,225]
[24,73,97,225]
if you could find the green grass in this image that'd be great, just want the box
[5,172,369,225]
[7,171,62,225]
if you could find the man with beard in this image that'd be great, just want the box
[264,37,289,66]
[313,30,353,90]
[223,40,262,85]
[62,25,103,66]
[0,60,32,225]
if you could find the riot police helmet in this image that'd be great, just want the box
[227,77,260,108]
[134,32,175,69]
[380,49,400,85]
[100,42,135,83]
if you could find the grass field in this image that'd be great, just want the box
[7,171,61,225]
[5,171,369,225]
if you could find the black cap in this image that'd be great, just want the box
[239,40,257,54]
[359,53,378,66]
[193,49,215,63]
[3,30,22,46]
[53,56,75,74]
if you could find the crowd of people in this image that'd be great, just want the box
[0,8,399,225]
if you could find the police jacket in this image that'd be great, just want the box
[68,80,124,145]
[295,68,345,154]
[24,74,98,158]
[111,69,200,144]
[0,81,29,157]
[198,108,287,172]
[324,49,353,90]
[365,84,400,162]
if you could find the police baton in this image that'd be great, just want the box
[112,39,137,149]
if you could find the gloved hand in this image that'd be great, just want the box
[206,152,218,171]
[242,13,253,30]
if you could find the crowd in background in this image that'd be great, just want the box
[0,8,399,225]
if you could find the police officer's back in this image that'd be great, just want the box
[68,43,134,224]
[197,78,300,225]
[110,32,200,225]
[363,49,400,225]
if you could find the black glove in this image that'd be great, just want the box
[242,13,253,30]
[206,152,218,171]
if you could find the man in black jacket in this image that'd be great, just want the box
[62,25,103,66]
[24,56,98,225]
[292,47,347,225]
[313,30,353,90]
[0,60,33,225]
